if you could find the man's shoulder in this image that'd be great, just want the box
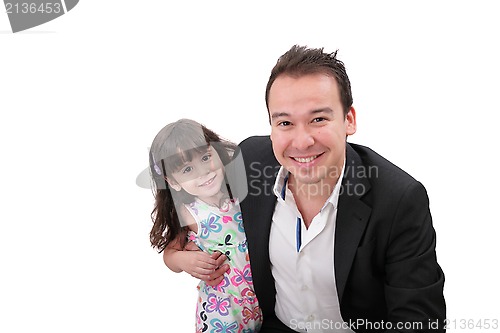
[347,142,420,189]
[239,136,274,159]
[239,135,271,149]
[238,136,279,178]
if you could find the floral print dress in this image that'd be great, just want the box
[186,198,262,333]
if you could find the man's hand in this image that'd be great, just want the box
[184,242,229,286]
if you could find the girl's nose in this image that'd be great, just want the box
[199,160,214,177]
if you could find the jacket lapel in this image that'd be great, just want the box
[334,144,372,301]
[239,141,279,315]
[241,189,276,259]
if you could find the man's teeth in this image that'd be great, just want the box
[294,155,318,163]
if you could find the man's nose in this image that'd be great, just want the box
[292,126,315,150]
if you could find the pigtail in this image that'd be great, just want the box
[150,186,187,252]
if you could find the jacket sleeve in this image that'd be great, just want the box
[383,181,446,332]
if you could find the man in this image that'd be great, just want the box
[240,46,445,332]
[184,45,446,332]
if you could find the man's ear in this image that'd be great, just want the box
[345,106,357,136]
[165,177,182,191]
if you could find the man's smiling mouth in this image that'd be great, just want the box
[292,154,321,163]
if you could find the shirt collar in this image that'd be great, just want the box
[272,161,346,208]
[273,166,290,200]
[325,161,345,209]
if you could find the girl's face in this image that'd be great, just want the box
[168,146,225,203]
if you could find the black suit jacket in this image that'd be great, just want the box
[238,136,445,333]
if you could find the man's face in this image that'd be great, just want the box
[269,73,356,192]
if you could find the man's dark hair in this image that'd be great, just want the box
[265,45,353,116]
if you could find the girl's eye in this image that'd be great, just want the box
[201,154,212,162]
[182,166,193,174]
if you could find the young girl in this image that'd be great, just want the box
[148,119,262,333]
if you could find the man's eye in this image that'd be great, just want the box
[312,117,326,123]
[278,121,291,127]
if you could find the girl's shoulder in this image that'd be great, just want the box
[219,197,240,213]
[177,204,197,228]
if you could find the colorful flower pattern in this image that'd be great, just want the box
[186,198,262,333]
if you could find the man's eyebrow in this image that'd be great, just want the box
[270,108,333,120]
[311,107,333,115]
[270,112,289,120]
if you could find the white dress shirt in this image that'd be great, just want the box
[269,165,354,333]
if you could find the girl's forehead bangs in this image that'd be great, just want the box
[166,146,208,171]
[159,134,209,172]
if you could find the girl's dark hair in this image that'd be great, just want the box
[265,45,353,117]
[148,119,236,252]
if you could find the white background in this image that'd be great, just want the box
[1,1,499,332]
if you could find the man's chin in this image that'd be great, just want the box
[289,173,322,186]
